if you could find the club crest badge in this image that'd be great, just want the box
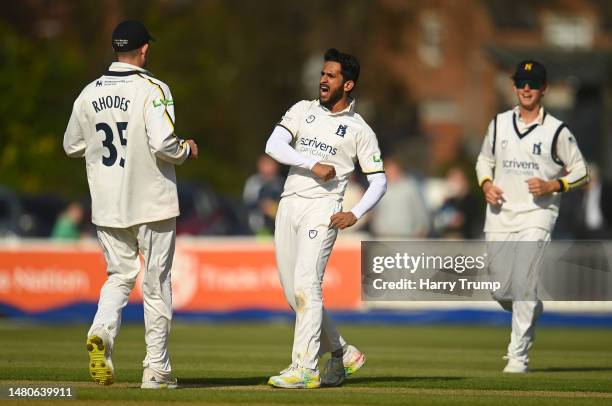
[335,124,348,137]
[306,115,315,123]
[532,142,542,155]
[309,230,318,239]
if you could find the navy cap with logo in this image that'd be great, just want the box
[112,20,154,52]
[512,60,547,83]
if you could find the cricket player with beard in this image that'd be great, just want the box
[265,48,387,388]
[64,21,198,388]
[476,60,588,373]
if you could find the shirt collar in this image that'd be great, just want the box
[108,61,148,73]
[318,98,356,115]
[513,105,545,126]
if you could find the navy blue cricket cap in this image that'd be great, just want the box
[112,20,154,52]
[512,60,547,83]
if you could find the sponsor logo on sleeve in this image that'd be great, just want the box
[153,98,174,107]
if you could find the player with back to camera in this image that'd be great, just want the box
[476,60,588,373]
[63,20,198,388]
[265,48,387,389]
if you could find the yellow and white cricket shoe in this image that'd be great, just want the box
[502,356,528,373]
[268,366,321,389]
[141,367,178,389]
[86,333,114,386]
[343,345,366,376]
[321,357,345,387]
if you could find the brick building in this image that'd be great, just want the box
[367,0,612,175]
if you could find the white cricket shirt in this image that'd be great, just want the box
[476,107,588,232]
[64,62,190,228]
[277,99,384,199]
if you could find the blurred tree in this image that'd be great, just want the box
[0,0,416,198]
[141,0,309,194]
[0,20,88,197]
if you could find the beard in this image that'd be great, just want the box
[320,86,344,110]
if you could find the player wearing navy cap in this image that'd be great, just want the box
[64,20,198,388]
[476,60,588,373]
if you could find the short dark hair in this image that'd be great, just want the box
[324,48,360,84]
[116,48,141,58]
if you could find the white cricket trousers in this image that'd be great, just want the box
[486,227,550,363]
[274,195,347,371]
[88,217,176,377]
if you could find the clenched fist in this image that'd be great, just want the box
[330,211,357,230]
[482,180,505,206]
[187,139,199,159]
[311,163,336,182]
[526,177,559,197]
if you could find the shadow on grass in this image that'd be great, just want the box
[176,376,465,388]
[531,367,612,373]
[347,376,465,385]
[178,376,268,388]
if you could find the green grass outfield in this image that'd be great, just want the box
[1,322,611,405]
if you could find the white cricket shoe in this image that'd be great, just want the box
[268,366,321,389]
[503,356,528,373]
[86,331,114,386]
[141,367,178,389]
[343,345,366,376]
[321,357,345,387]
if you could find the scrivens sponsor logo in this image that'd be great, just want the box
[297,137,338,158]
[502,159,539,170]
[502,158,539,176]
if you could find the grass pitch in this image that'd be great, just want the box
[1,322,611,405]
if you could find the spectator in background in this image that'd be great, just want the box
[574,163,609,239]
[243,154,284,235]
[600,170,612,237]
[370,157,429,238]
[51,201,84,241]
[433,166,483,239]
[579,164,608,238]
[555,163,610,239]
